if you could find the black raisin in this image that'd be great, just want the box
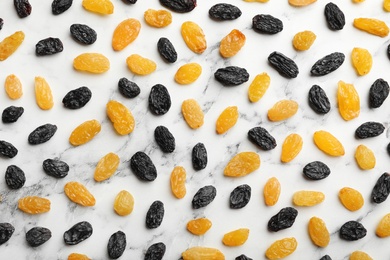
[252,14,283,34]
[247,126,277,150]
[355,121,385,139]
[236,255,253,260]
[369,78,389,108]
[35,38,63,56]
[130,152,157,181]
[157,37,177,63]
[154,126,175,153]
[192,142,207,171]
[52,0,73,15]
[28,124,57,145]
[63,221,93,245]
[42,158,69,178]
[122,0,137,3]
[230,184,251,209]
[324,2,345,30]
[387,143,390,157]
[339,221,367,241]
[5,165,26,189]
[0,18,3,30]
[107,231,126,259]
[146,201,165,229]
[192,185,216,209]
[310,52,345,76]
[145,242,166,260]
[268,51,299,78]
[2,106,24,123]
[308,85,331,114]
[214,66,249,86]
[118,78,140,98]
[26,227,51,247]
[159,0,196,13]
[209,4,241,21]
[303,161,331,180]
[70,24,97,45]
[0,140,18,158]
[62,86,92,109]
[14,0,32,18]
[0,223,15,245]
[371,172,390,204]
[268,207,298,232]
[148,84,171,115]
[388,44,390,61]
[320,255,332,260]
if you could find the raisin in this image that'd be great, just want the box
[313,130,345,156]
[292,30,316,51]
[388,44,390,60]
[308,85,331,114]
[146,201,164,229]
[35,37,63,56]
[264,177,281,206]
[145,242,166,260]
[157,37,177,63]
[62,86,92,109]
[293,190,325,206]
[148,84,171,115]
[182,247,225,259]
[214,66,249,86]
[308,217,330,247]
[248,126,277,150]
[311,52,345,76]
[216,106,238,134]
[52,0,73,15]
[73,53,110,74]
[268,207,298,232]
[118,78,140,98]
[112,18,141,51]
[181,99,204,129]
[371,172,390,204]
[369,78,389,108]
[130,152,157,181]
[220,29,246,58]
[324,3,345,30]
[222,228,249,247]
[18,196,51,214]
[376,213,390,237]
[339,221,367,241]
[0,223,15,245]
[175,63,202,85]
[385,0,390,11]
[320,256,332,260]
[122,0,137,3]
[64,181,96,207]
[280,133,303,163]
[355,144,376,170]
[94,152,120,182]
[0,140,18,158]
[236,255,253,260]
[28,124,57,145]
[14,0,32,18]
[107,231,126,259]
[339,187,364,211]
[35,76,54,110]
[338,80,360,121]
[268,100,298,121]
[224,152,260,177]
[252,14,283,34]
[170,166,186,199]
[303,161,331,180]
[144,9,172,28]
[355,122,385,139]
[154,125,175,153]
[186,218,212,235]
[159,0,196,13]
[192,142,207,170]
[268,51,299,78]
[64,221,93,245]
[26,227,51,247]
[289,0,316,6]
[248,73,270,102]
[181,21,206,54]
[82,0,114,15]
[0,18,3,30]
[192,185,216,209]
[351,47,372,76]
[69,119,101,146]
[68,253,91,260]
[353,18,389,37]
[113,190,134,216]
[209,4,241,21]
[126,54,156,75]
[70,24,97,45]
[43,158,69,178]
[106,100,135,135]
[0,31,25,61]
[230,184,251,209]
[2,106,24,123]
[350,251,373,260]
[4,74,23,99]
[265,237,297,259]
[5,165,25,189]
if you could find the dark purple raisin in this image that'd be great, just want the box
[52,0,73,15]
[2,106,24,123]
[130,151,157,181]
[154,126,175,153]
[339,221,367,241]
[387,143,390,157]
[303,161,331,180]
[248,126,277,150]
[308,85,331,114]
[320,255,332,260]
[230,184,251,209]
[118,78,140,98]
[192,185,216,209]
[0,140,18,158]
[371,172,390,204]
[157,37,177,63]
[42,158,69,178]
[369,78,389,108]
[214,66,249,86]
[70,24,97,45]
[355,121,385,139]
[107,231,126,259]
[14,0,32,18]
[252,14,283,34]
[5,165,26,189]
[0,223,15,245]
[387,44,390,61]
[62,86,92,109]
[0,18,3,30]
[148,84,171,115]
[268,207,298,232]
[268,51,299,78]
[145,242,166,260]
[324,2,345,30]
[159,0,196,13]
[28,124,57,145]
[192,142,207,171]
[310,52,345,76]
[209,3,241,21]
[122,0,137,3]
[35,38,63,56]
[146,201,164,229]
[63,221,93,245]
[26,227,51,247]
[236,255,253,260]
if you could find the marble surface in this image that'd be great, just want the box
[1,0,390,259]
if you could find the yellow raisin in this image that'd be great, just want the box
[281,133,303,163]
[292,30,316,51]
[350,251,373,260]
[82,0,113,15]
[265,237,297,260]
[5,74,23,99]
[337,80,360,121]
[313,130,345,156]
[339,187,364,211]
[308,217,330,247]
[18,196,51,214]
[106,100,135,135]
[353,18,389,37]
[112,18,141,51]
[174,63,202,85]
[186,218,212,235]
[267,100,298,122]
[182,247,225,260]
[264,177,281,206]
[222,228,249,247]
[69,119,101,146]
[0,31,25,61]
[216,106,239,135]
[181,99,204,129]
[35,76,54,110]
[170,166,187,199]
[64,181,96,207]
[354,144,375,170]
[68,253,91,260]
[288,0,317,6]
[73,53,110,74]
[126,54,156,75]
[144,9,172,28]
[293,190,325,206]
[224,152,260,177]
[113,190,134,216]
[219,29,246,58]
[351,47,372,76]
[352,0,365,2]
[384,0,390,11]
[94,152,120,182]
[376,213,390,237]
[248,73,270,103]
[181,21,207,54]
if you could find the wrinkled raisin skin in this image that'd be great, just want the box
[214,66,249,86]
[14,0,32,18]
[146,201,165,229]
[311,52,345,76]
[28,124,57,145]
[235,255,253,260]
[268,51,299,78]
[52,0,73,15]
[308,85,331,114]
[154,126,175,153]
[159,0,196,13]
[2,106,24,123]
[324,3,345,30]
[0,223,15,245]
[192,185,216,209]
[122,0,137,3]
[230,184,251,209]
[369,78,389,108]
[70,24,97,45]
[192,142,207,171]
[148,84,171,115]
[42,158,69,178]
[339,221,367,241]
[157,37,177,63]
[303,161,331,180]
[355,122,385,139]
[0,140,18,158]
[371,173,390,204]
[268,207,298,232]
[118,78,140,98]
[130,152,157,181]
[5,165,26,189]
[248,126,277,150]
[63,221,93,245]
[252,14,283,34]
[209,4,241,21]
[145,242,166,260]
[26,227,52,247]
[35,38,63,56]
[320,255,332,260]
[107,231,126,259]
[0,18,3,30]
[63,86,92,109]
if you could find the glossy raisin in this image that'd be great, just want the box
[192,142,207,170]
[339,221,367,241]
[351,47,372,76]
[369,79,389,108]
[64,181,96,207]
[34,76,54,110]
[230,184,251,209]
[371,172,390,204]
[68,253,91,260]
[186,218,212,235]
[268,100,298,121]
[248,126,277,150]
[146,201,164,229]
[216,106,238,134]
[14,0,32,18]
[308,217,330,247]
[338,80,360,121]
[209,4,241,21]
[107,231,126,259]
[289,0,316,6]
[265,237,297,259]
[64,221,93,245]
[293,190,325,207]
[70,24,97,45]
[154,126,175,153]
[112,19,141,51]
[252,14,283,34]
[52,0,73,15]
[118,78,140,98]
[113,190,134,216]
[181,21,206,54]
[224,152,260,177]
[62,86,92,109]
[248,73,270,102]
[182,247,225,259]
[268,207,298,232]
[144,9,172,28]
[175,63,202,85]
[170,166,186,199]
[236,255,253,260]
[214,66,249,86]
[26,227,51,247]
[130,151,157,181]
[145,242,166,260]
[18,196,51,214]
[0,18,3,30]
[0,31,25,61]
[106,100,135,135]
[122,0,137,3]
[313,130,345,156]
[181,99,204,129]
[2,106,24,123]
[339,187,364,211]
[0,223,15,245]
[4,74,23,100]
[192,185,216,209]
[388,44,390,60]
[376,213,390,237]
[320,256,332,260]
[0,140,18,158]
[280,133,303,163]
[292,30,316,51]
[324,3,345,30]
[82,0,114,15]
[5,165,25,189]
[303,161,330,180]
[311,52,345,76]
[28,124,57,145]
[308,85,331,114]
[220,29,246,58]
[159,0,196,13]
[73,53,110,74]
[353,18,389,37]
[157,37,177,63]
[69,119,101,146]
[264,177,281,206]
[268,51,299,78]
[148,84,171,115]
[355,122,385,139]
[35,38,63,56]
[222,228,249,247]
[94,152,120,182]
[42,158,69,178]
[350,251,373,260]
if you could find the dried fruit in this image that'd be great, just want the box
[385,0,390,11]
[126,54,156,75]
[94,152,120,182]
[292,30,316,51]
[216,106,238,134]
[303,161,331,180]
[186,218,212,235]
[268,51,299,78]
[34,76,54,110]
[148,84,171,115]
[236,255,252,260]
[68,253,91,260]
[2,106,24,123]
[130,151,157,181]
[64,181,96,207]
[310,52,345,76]
[350,251,373,260]
[157,37,177,63]
[214,66,249,86]
[293,191,325,206]
[267,100,298,121]
[4,74,23,99]
[28,124,57,145]
[0,31,25,61]
[354,145,376,170]
[35,38,63,56]
[144,9,172,28]
[52,0,73,15]
[324,2,345,30]
[209,4,241,21]
[222,228,249,247]
[82,0,113,15]
[181,99,204,129]
[369,78,389,108]
[268,207,298,232]
[351,47,372,76]
[313,130,345,156]
[353,18,389,37]
[0,223,15,245]
[219,29,246,58]
[26,227,51,247]
[248,126,277,150]
[113,190,134,216]
[264,177,281,206]
[146,200,164,229]
[106,100,135,135]
[62,86,92,109]
[265,237,297,259]
[192,142,207,170]
[289,0,316,6]
[73,53,110,74]
[181,21,206,54]
[355,122,385,139]
[107,231,126,259]
[5,165,26,189]
[224,152,260,177]
[252,14,283,34]
[112,18,140,51]
[0,18,3,30]
[145,242,166,260]
[64,221,93,245]
[154,125,175,153]
[118,78,140,98]
[281,133,303,163]
[70,24,97,45]
[0,140,18,158]
[18,196,51,214]
[43,158,69,178]
[170,166,186,199]
[337,81,360,120]
[308,85,331,114]
[159,0,196,13]
[339,221,367,241]
[320,255,332,260]
[175,62,202,85]
[248,73,270,102]
[122,0,137,3]
[371,172,390,204]
[192,185,216,209]
[69,119,101,146]
[376,213,390,237]
[308,217,330,247]
[182,247,225,260]
[339,187,364,211]
[14,0,32,18]
[230,184,251,209]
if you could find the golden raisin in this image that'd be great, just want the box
[94,152,120,182]
[68,253,91,260]
[352,0,365,2]
[126,54,156,75]
[384,0,390,11]
[337,80,360,121]
[292,30,316,51]
[170,166,187,199]
[82,0,114,15]
[35,76,54,110]
[281,133,303,163]
[186,218,212,235]
[224,152,260,177]
[73,53,110,74]
[181,99,204,129]
[313,130,345,156]
[216,106,239,135]
[376,213,390,237]
[113,190,134,216]
[353,18,389,37]
[0,31,25,61]
[112,18,141,51]
[339,187,364,211]
[64,181,96,207]
[264,177,281,206]
[222,228,249,247]
[351,47,372,76]
[5,74,22,99]
[182,247,225,260]
[181,21,207,54]
[288,0,317,6]
[293,190,325,206]
[355,144,376,170]
[350,251,373,260]
[144,9,172,28]
[219,29,246,58]
[265,237,297,260]
[267,100,298,122]
[69,119,101,146]
[106,100,135,135]
[18,196,51,214]
[308,217,330,247]
[174,63,202,85]
[248,73,270,103]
